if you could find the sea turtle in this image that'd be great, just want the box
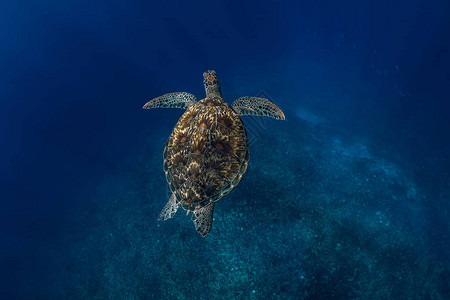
[143,70,285,236]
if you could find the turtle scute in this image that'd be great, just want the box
[167,106,197,147]
[203,147,241,182]
[177,180,207,210]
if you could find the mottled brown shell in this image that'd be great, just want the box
[163,96,249,211]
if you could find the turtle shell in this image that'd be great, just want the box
[163,97,249,211]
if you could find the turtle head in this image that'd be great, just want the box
[203,70,222,98]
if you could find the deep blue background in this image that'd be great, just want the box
[1,0,449,297]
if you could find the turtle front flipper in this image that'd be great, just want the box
[158,193,179,221]
[192,202,215,237]
[231,97,285,120]
[143,92,197,110]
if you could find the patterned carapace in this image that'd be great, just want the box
[143,70,285,236]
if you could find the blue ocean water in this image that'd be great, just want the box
[1,0,449,298]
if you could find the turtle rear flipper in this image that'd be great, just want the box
[232,96,285,120]
[143,92,197,110]
[158,193,179,221]
[192,202,215,237]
